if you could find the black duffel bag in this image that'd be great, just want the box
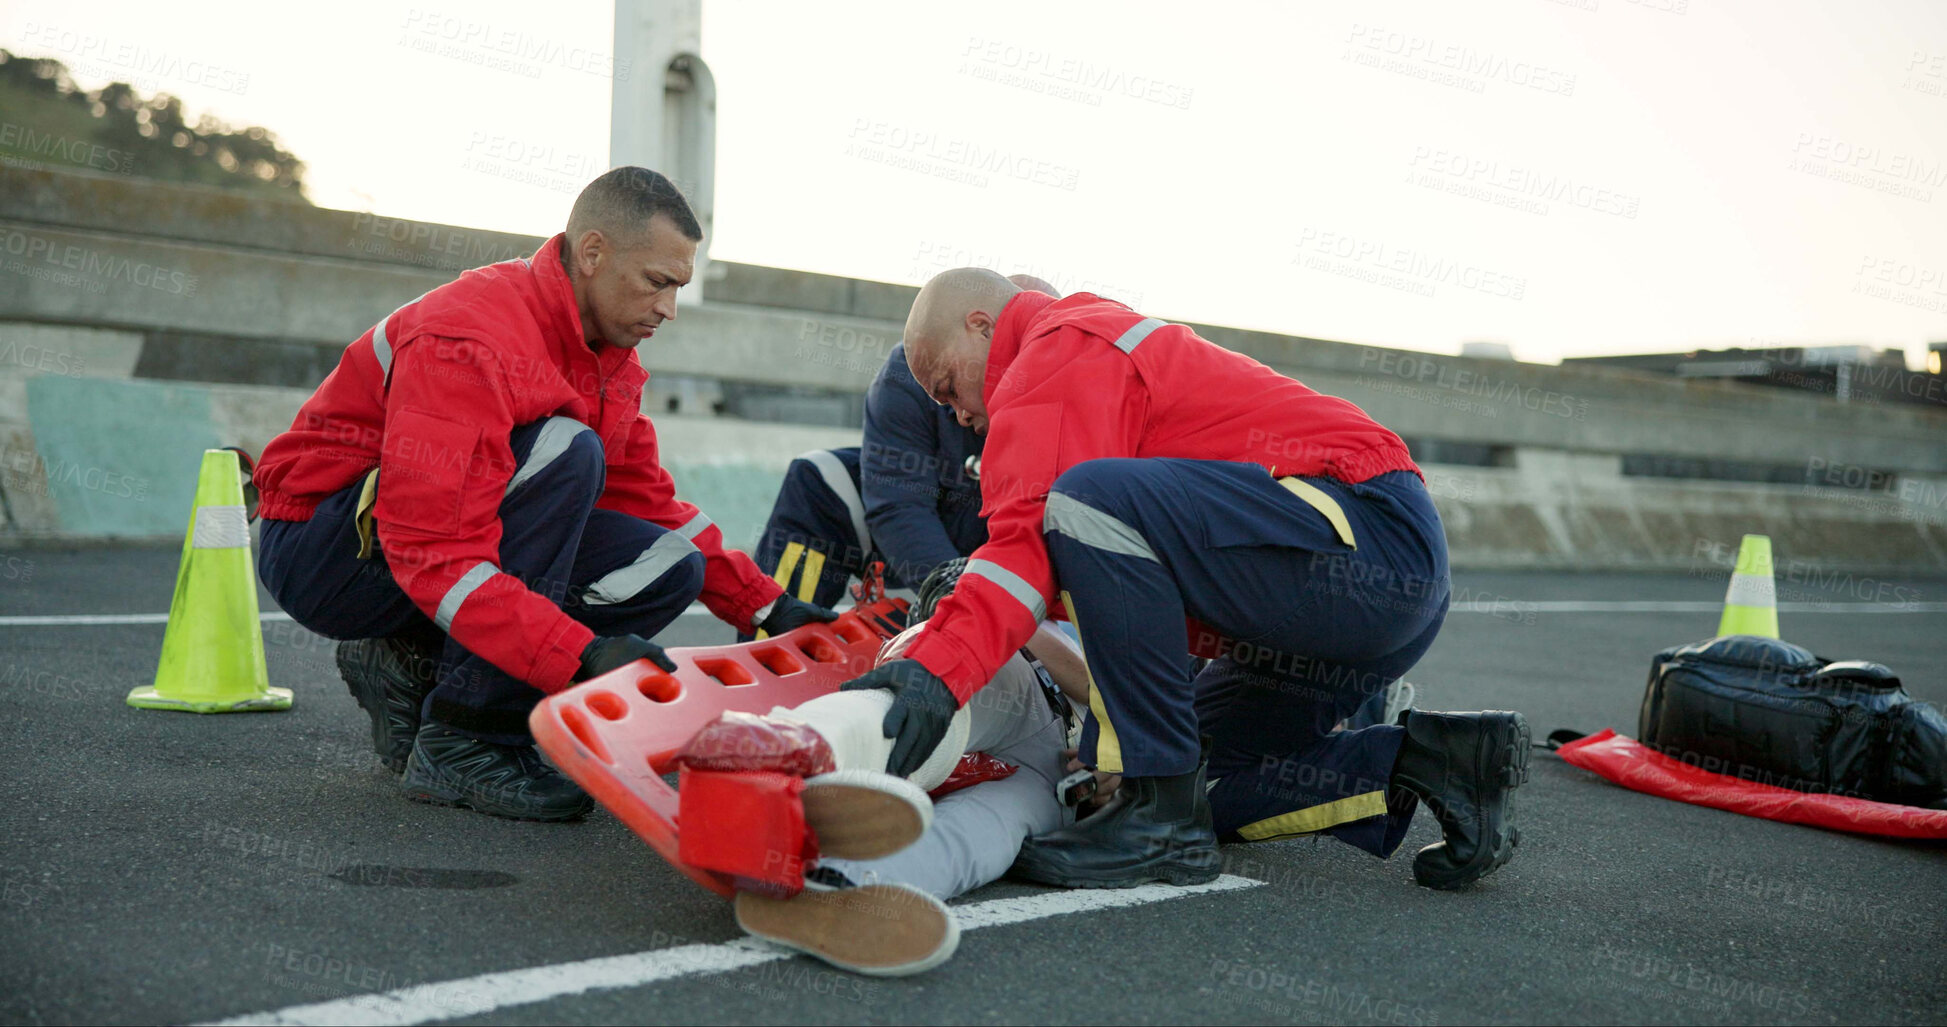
[1638,635,1947,809]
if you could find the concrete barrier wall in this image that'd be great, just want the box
[6,361,1935,572]
[0,368,859,552]
[2,164,1943,571]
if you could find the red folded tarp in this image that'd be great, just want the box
[1557,729,1947,839]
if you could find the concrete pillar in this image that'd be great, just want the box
[611,0,716,300]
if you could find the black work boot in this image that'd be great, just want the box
[1390,710,1530,890]
[1009,753,1221,889]
[336,627,442,773]
[400,723,594,821]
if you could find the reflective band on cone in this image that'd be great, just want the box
[1718,533,1780,639]
[190,505,250,549]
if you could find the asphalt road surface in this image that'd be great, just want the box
[2,547,1942,1025]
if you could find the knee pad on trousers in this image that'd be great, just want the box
[514,419,606,504]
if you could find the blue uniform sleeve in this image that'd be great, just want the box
[862,344,967,584]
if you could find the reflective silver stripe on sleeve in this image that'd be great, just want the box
[506,417,593,496]
[964,558,1047,621]
[372,317,393,380]
[370,291,430,389]
[434,561,500,631]
[1112,317,1167,354]
[1044,491,1158,563]
[802,448,872,555]
[583,531,699,605]
[675,511,712,542]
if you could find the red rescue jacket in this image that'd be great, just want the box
[904,291,1420,702]
[256,236,781,693]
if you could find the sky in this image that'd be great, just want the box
[5,0,1945,366]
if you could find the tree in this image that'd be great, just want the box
[0,49,310,201]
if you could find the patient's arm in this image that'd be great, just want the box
[1024,622,1091,708]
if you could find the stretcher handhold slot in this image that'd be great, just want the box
[637,671,681,703]
[585,690,629,721]
[695,656,757,687]
[558,705,613,765]
[796,636,845,664]
[749,644,807,676]
[831,618,870,645]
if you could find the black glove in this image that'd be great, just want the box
[914,558,967,621]
[840,659,959,778]
[757,594,839,635]
[577,634,677,681]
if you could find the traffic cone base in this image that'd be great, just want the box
[125,684,292,713]
[1718,533,1780,639]
[128,448,290,714]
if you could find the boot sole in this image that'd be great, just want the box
[1010,848,1223,890]
[1414,712,1530,890]
[400,760,592,822]
[736,884,959,976]
[802,771,932,861]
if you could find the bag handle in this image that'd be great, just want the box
[1809,661,1902,693]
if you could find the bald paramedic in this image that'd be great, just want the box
[254,168,833,821]
[839,268,1530,890]
[750,274,1060,614]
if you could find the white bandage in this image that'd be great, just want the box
[772,689,970,792]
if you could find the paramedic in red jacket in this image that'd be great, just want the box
[840,268,1530,890]
[254,168,833,821]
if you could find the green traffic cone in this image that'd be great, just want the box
[1717,534,1780,639]
[127,449,292,712]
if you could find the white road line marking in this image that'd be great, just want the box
[207,940,784,1027]
[0,612,291,625]
[1449,600,1947,613]
[200,875,1262,1027]
[5,600,1938,628]
[953,874,1260,930]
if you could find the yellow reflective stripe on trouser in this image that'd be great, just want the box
[797,549,826,602]
[1277,476,1356,549]
[1060,589,1123,775]
[761,542,809,639]
[773,542,805,589]
[1236,790,1389,842]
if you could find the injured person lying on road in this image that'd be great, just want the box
[665,558,1419,977]
[668,564,1106,976]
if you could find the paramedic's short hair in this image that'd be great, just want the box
[568,167,703,245]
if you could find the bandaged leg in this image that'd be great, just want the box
[734,652,1067,977]
[765,690,969,864]
[821,707,1070,900]
[678,690,969,875]
[773,689,971,791]
[764,649,1050,869]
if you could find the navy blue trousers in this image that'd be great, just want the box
[259,418,705,744]
[752,447,872,615]
[1044,460,1449,858]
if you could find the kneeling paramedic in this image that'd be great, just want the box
[838,268,1530,890]
[253,168,834,821]
[747,274,1059,618]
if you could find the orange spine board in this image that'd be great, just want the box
[529,600,906,897]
